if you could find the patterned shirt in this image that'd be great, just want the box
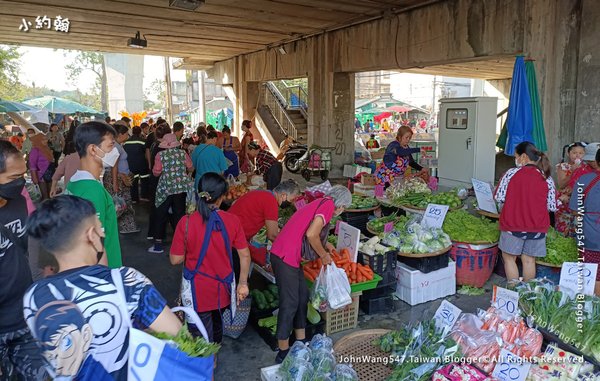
[255,149,278,175]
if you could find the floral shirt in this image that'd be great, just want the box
[154,148,193,207]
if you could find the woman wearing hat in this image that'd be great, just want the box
[150,133,193,254]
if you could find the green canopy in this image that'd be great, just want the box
[0,98,38,113]
[24,96,101,115]
[526,60,547,152]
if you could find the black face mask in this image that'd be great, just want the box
[280,200,292,209]
[0,177,25,200]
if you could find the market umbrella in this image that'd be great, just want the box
[0,98,38,113]
[387,105,413,113]
[373,111,393,123]
[525,60,547,152]
[504,56,533,156]
[24,96,100,115]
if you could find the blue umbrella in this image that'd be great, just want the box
[504,56,534,156]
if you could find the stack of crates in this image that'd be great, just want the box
[357,248,397,314]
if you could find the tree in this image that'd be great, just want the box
[64,51,107,112]
[144,79,166,110]
[0,45,23,100]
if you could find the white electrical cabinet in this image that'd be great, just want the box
[438,97,498,187]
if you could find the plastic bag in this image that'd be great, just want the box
[310,348,335,377]
[331,364,358,381]
[112,195,127,217]
[310,268,328,312]
[283,358,314,381]
[280,341,312,375]
[451,314,501,374]
[325,265,352,310]
[309,334,333,352]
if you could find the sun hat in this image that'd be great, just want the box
[159,133,181,149]
[583,142,600,161]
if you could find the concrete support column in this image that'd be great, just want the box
[104,53,144,118]
[308,35,355,176]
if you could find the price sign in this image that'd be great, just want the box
[433,300,462,330]
[559,262,599,296]
[295,199,307,210]
[492,349,531,381]
[492,286,520,316]
[336,222,360,262]
[384,222,394,233]
[421,204,449,229]
[374,185,385,197]
[472,178,498,214]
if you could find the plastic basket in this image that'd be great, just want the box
[449,242,499,288]
[341,211,372,234]
[358,250,397,275]
[397,252,450,274]
[359,294,395,314]
[323,291,362,335]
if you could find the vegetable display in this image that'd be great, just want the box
[442,210,500,244]
[385,178,431,203]
[348,194,379,210]
[258,315,278,335]
[394,191,462,209]
[359,236,391,256]
[457,285,486,296]
[225,184,249,201]
[250,284,279,310]
[279,205,295,227]
[151,323,221,357]
[366,215,409,235]
[252,227,268,246]
[543,227,578,265]
[303,248,374,284]
[383,217,451,254]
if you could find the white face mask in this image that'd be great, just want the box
[515,158,523,168]
[96,146,119,168]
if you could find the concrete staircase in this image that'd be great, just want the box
[285,109,308,143]
[258,82,308,145]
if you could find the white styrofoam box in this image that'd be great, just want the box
[343,164,372,178]
[353,184,375,197]
[394,260,456,306]
[261,364,283,381]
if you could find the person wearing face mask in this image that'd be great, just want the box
[65,121,121,268]
[23,195,182,380]
[228,180,301,275]
[270,185,352,364]
[494,141,558,282]
[0,140,47,381]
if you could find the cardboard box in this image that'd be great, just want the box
[361,174,377,186]
[394,260,456,305]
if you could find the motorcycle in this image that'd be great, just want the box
[283,142,307,173]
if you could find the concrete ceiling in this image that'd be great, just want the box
[398,57,515,80]
[0,0,437,68]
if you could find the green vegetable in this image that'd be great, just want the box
[367,215,410,235]
[151,323,220,357]
[307,304,321,324]
[543,227,578,265]
[457,285,485,296]
[442,210,500,243]
[258,316,278,335]
[349,195,378,210]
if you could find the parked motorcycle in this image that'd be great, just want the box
[283,143,307,173]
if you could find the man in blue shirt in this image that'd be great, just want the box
[191,130,228,189]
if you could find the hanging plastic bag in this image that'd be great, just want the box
[310,267,328,312]
[325,265,352,310]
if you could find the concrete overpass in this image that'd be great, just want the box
[1,0,598,167]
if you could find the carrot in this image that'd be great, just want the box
[340,248,350,257]
[304,269,315,281]
[331,249,339,258]
[357,275,365,283]
[351,262,357,275]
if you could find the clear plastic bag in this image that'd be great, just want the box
[310,348,336,377]
[283,358,314,381]
[280,341,312,375]
[310,267,328,312]
[451,314,501,374]
[309,334,333,352]
[325,265,352,310]
[332,364,358,381]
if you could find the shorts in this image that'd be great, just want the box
[582,249,600,281]
[499,231,547,258]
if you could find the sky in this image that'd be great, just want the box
[16,46,177,94]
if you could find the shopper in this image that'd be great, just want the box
[66,121,120,268]
[239,120,254,174]
[555,142,586,236]
[123,126,150,202]
[146,123,171,241]
[47,123,65,165]
[103,124,140,234]
[29,133,54,200]
[23,195,182,380]
[169,173,251,343]
[173,121,185,141]
[49,147,79,197]
[220,126,241,178]
[0,141,47,381]
[374,126,428,186]
[191,130,228,191]
[570,146,600,295]
[270,185,352,364]
[495,141,558,282]
[246,142,283,190]
[149,133,193,254]
[366,134,380,149]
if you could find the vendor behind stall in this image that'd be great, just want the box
[270,185,352,364]
[228,180,300,272]
[374,126,428,186]
[246,142,283,190]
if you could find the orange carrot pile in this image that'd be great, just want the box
[303,247,374,284]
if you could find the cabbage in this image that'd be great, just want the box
[426,240,444,251]
[413,241,429,253]
[399,244,413,253]
[417,230,434,242]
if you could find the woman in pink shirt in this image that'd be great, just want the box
[270,185,352,364]
[28,134,54,200]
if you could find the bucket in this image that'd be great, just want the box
[450,242,499,288]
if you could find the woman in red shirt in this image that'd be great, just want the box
[169,173,251,343]
[495,142,558,281]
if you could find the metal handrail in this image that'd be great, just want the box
[261,83,298,141]
[277,80,309,118]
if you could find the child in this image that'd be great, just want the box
[555,142,586,235]
[495,142,558,281]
